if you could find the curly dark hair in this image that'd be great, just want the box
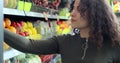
[70,0,120,48]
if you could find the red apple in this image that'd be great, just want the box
[56,21,62,25]
[11,22,17,27]
[19,32,25,36]
[16,30,19,34]
[24,31,29,36]
[16,22,21,27]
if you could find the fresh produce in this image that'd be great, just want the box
[4,18,17,33]
[33,0,48,7]
[33,0,61,9]
[113,2,120,12]
[17,54,26,60]
[113,0,119,4]
[4,18,11,28]
[24,31,30,36]
[6,26,17,33]
[19,32,26,36]
[112,0,120,12]
[5,0,17,8]
[40,54,55,63]
[17,54,42,63]
[52,0,61,9]
[59,8,70,17]
[4,18,26,36]
[21,21,38,36]
[10,21,41,39]
[11,0,17,8]
[56,21,71,35]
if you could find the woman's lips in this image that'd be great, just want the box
[71,19,76,22]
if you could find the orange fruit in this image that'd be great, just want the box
[7,26,16,33]
[4,18,11,27]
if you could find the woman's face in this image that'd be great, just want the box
[70,0,88,29]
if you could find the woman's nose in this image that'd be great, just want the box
[70,10,75,17]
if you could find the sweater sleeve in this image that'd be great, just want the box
[4,29,60,55]
[117,44,120,62]
[114,43,120,62]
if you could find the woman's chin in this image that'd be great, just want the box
[71,25,79,29]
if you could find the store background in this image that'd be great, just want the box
[0,0,4,63]
[1,0,120,63]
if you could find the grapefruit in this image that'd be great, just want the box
[7,26,16,33]
[4,18,11,28]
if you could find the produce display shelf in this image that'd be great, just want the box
[4,8,25,16]
[48,15,68,20]
[4,49,23,60]
[4,8,68,20]
[24,11,69,20]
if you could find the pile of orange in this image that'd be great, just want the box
[4,18,16,33]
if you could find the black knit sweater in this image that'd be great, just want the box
[4,29,120,63]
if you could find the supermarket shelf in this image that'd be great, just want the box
[25,11,68,20]
[49,55,61,63]
[4,49,23,60]
[48,15,68,20]
[59,16,69,20]
[25,11,44,18]
[4,8,68,20]
[4,8,25,16]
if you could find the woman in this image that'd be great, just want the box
[4,0,120,63]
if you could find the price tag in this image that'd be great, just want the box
[56,14,59,21]
[18,1,24,10]
[43,12,48,21]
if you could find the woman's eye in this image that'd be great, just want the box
[69,7,74,12]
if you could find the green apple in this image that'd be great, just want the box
[12,0,17,9]
[6,0,13,8]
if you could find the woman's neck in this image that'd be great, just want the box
[79,28,90,38]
